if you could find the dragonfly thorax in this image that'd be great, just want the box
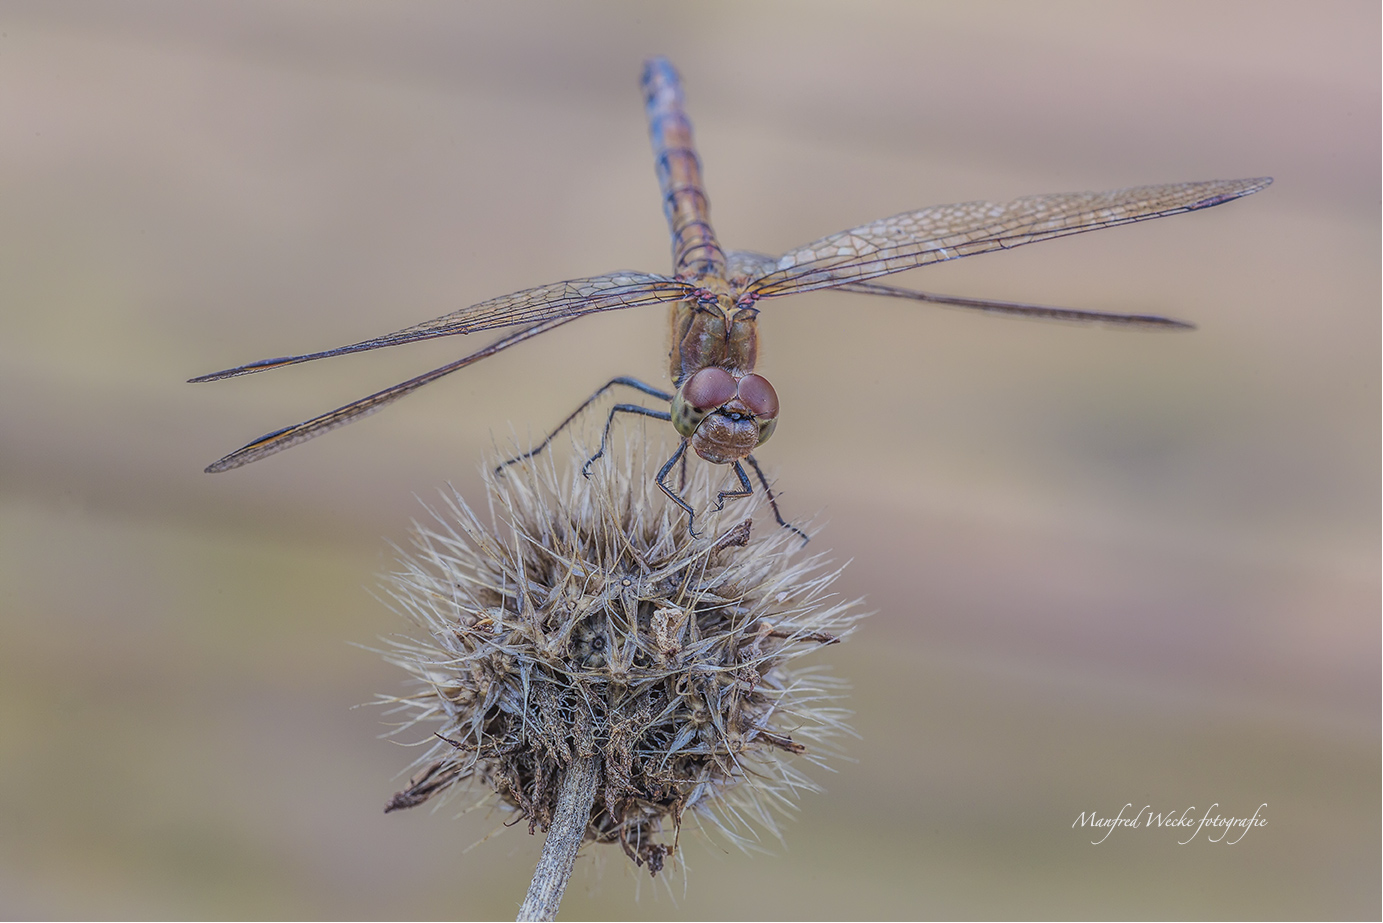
[671,366,779,465]
[670,285,759,382]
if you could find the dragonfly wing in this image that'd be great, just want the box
[203,317,578,472]
[191,271,692,382]
[835,280,1194,328]
[725,250,780,289]
[743,177,1272,298]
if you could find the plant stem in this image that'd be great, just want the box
[516,754,599,922]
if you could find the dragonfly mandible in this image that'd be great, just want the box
[193,57,1270,537]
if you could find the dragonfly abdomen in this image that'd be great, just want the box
[642,57,726,279]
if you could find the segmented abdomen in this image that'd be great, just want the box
[642,57,725,279]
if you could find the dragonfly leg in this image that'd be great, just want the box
[497,376,673,474]
[713,461,755,513]
[746,454,809,545]
[654,441,700,537]
[581,403,674,478]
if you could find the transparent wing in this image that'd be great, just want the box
[191,271,691,382]
[835,280,1193,328]
[743,178,1272,298]
[203,317,576,472]
[729,249,1192,326]
[725,250,780,288]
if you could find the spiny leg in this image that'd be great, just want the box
[581,403,673,478]
[496,376,672,474]
[746,454,809,545]
[712,461,755,513]
[655,441,700,537]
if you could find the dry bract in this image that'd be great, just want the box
[377,447,863,875]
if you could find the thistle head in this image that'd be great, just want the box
[377,446,863,876]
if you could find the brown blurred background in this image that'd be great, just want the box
[0,1,1376,918]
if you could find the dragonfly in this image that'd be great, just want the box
[193,56,1270,538]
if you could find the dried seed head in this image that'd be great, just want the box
[377,445,864,875]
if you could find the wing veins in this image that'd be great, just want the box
[835,280,1193,328]
[191,272,690,382]
[746,178,1272,298]
[203,317,577,473]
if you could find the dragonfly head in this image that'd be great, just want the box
[671,366,779,464]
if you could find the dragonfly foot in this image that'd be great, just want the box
[746,454,808,547]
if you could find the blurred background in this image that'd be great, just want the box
[0,1,1376,918]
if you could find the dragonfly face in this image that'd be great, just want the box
[671,366,779,465]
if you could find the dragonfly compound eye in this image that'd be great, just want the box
[755,415,778,447]
[737,374,778,419]
[672,366,738,438]
[683,367,738,411]
[736,373,779,446]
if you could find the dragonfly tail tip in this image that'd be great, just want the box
[204,455,241,474]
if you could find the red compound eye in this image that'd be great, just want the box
[737,374,779,419]
[682,367,737,411]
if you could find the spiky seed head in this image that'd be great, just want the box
[377,445,864,876]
